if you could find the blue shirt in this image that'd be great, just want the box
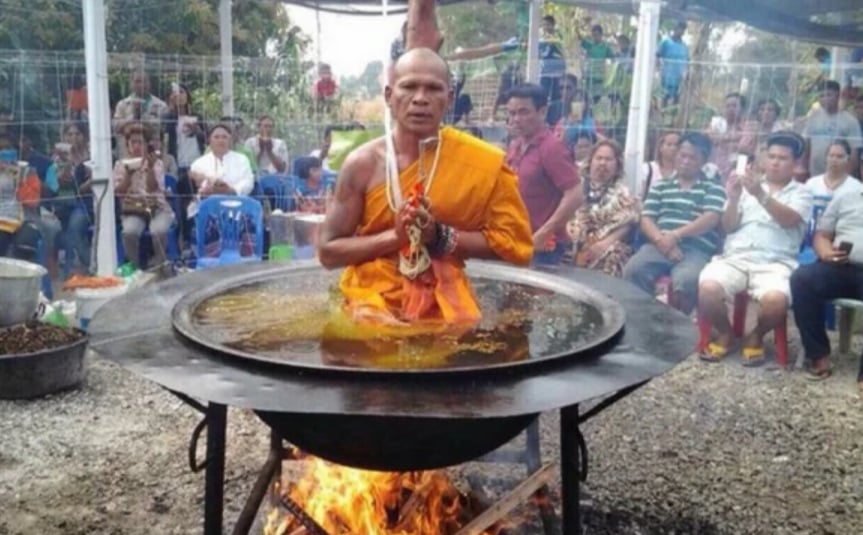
[539,32,566,78]
[657,37,689,83]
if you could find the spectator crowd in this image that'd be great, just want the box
[1,19,863,396]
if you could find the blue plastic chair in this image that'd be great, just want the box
[257,174,294,212]
[195,195,264,269]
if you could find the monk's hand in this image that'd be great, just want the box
[410,204,437,245]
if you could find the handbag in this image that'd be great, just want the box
[121,195,159,222]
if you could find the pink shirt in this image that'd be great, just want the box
[506,128,580,240]
[112,159,171,215]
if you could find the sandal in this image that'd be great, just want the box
[699,342,730,363]
[805,365,833,382]
[741,347,766,367]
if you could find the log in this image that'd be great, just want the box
[455,464,556,535]
[394,475,437,528]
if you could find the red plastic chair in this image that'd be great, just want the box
[697,292,789,367]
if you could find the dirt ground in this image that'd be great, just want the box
[1,337,862,535]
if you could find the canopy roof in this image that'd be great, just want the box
[282,0,863,47]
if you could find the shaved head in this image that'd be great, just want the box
[392,48,450,88]
[386,48,453,138]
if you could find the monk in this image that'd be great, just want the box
[318,48,534,325]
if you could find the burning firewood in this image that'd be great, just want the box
[264,455,550,535]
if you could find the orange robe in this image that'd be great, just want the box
[339,127,533,325]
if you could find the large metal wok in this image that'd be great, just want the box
[166,262,624,469]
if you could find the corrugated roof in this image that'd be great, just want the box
[282,1,863,47]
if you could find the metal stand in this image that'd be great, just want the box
[179,380,649,535]
[204,403,227,535]
[560,404,584,535]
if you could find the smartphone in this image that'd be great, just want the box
[735,154,748,176]
[839,241,854,254]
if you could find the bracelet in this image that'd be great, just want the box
[444,227,459,256]
[430,223,458,258]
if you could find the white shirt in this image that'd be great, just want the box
[723,179,813,266]
[805,174,863,211]
[187,150,254,218]
[804,174,863,235]
[176,118,202,167]
[244,136,288,176]
[112,93,169,159]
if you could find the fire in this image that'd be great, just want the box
[264,456,501,535]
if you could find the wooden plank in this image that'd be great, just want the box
[455,464,556,535]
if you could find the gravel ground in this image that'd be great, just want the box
[1,335,861,535]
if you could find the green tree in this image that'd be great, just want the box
[437,0,518,52]
[0,0,307,57]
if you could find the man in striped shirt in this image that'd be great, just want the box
[624,133,725,313]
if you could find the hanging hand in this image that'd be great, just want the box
[582,238,611,265]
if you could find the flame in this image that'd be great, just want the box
[264,456,501,535]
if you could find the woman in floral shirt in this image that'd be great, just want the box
[566,139,640,277]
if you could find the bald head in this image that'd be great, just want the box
[386,48,453,138]
[392,48,450,87]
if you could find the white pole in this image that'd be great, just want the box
[82,0,117,276]
[829,46,842,83]
[623,0,662,194]
[219,0,235,117]
[315,2,323,66]
[525,0,541,83]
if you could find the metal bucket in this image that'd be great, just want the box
[269,211,296,246]
[0,258,47,327]
[0,332,88,399]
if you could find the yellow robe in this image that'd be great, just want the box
[339,127,534,325]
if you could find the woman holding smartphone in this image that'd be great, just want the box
[113,124,174,272]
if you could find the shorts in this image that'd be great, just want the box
[699,256,793,302]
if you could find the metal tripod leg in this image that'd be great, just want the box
[204,403,227,535]
[560,404,584,535]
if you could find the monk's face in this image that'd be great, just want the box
[386,51,452,137]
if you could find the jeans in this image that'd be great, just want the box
[176,167,193,245]
[623,243,711,313]
[533,242,567,267]
[791,261,863,380]
[66,207,92,270]
[121,210,174,269]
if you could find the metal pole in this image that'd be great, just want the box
[82,0,117,276]
[623,0,662,195]
[525,0,541,84]
[204,403,228,535]
[829,47,842,84]
[560,404,581,535]
[219,0,235,117]
[316,1,323,66]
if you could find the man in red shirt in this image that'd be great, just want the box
[313,63,338,101]
[506,83,583,265]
